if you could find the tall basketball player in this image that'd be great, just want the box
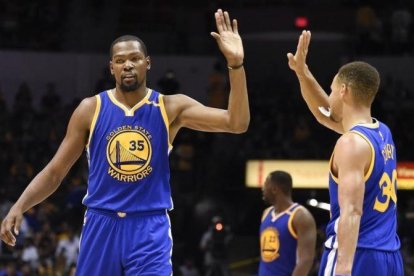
[287,30,403,276]
[0,9,249,275]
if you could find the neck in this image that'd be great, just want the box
[114,85,148,108]
[341,104,372,131]
[273,197,294,213]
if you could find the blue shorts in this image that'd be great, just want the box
[76,208,172,276]
[318,247,403,276]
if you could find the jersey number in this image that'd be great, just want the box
[373,169,397,212]
[129,140,145,151]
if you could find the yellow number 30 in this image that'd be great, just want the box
[374,169,397,212]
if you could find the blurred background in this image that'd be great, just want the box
[0,0,414,275]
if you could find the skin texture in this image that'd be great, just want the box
[1,9,250,247]
[288,30,374,275]
[262,175,317,276]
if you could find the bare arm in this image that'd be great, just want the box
[287,31,343,134]
[165,9,249,139]
[291,208,317,276]
[335,133,371,274]
[0,97,95,246]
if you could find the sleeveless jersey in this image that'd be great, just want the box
[83,89,173,212]
[325,119,400,251]
[259,203,302,276]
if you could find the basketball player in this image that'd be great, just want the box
[259,171,316,276]
[287,30,403,275]
[0,9,249,275]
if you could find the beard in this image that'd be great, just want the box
[120,76,139,92]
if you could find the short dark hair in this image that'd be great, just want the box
[109,35,148,59]
[268,171,292,195]
[337,61,380,106]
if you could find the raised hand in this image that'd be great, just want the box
[211,9,244,67]
[287,30,311,76]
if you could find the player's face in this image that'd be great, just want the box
[262,177,276,204]
[110,41,150,92]
[328,75,343,123]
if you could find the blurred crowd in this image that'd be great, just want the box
[0,0,413,55]
[1,0,414,275]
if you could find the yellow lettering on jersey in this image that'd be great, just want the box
[374,169,397,212]
[108,166,153,183]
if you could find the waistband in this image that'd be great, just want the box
[87,207,166,218]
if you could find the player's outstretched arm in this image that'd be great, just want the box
[0,97,95,246]
[292,207,317,276]
[335,133,370,274]
[164,9,249,139]
[287,30,343,134]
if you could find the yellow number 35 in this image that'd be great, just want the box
[374,169,397,212]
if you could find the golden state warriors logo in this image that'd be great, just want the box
[260,227,280,262]
[106,126,153,182]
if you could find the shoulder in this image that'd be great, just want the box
[335,132,372,161]
[163,93,197,108]
[291,205,316,231]
[77,96,97,117]
[261,206,273,222]
[70,96,98,129]
[292,206,314,223]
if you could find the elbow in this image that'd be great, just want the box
[230,119,250,134]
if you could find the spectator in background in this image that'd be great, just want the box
[200,215,232,276]
[55,227,79,273]
[390,3,412,54]
[21,236,39,271]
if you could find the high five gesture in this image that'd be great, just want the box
[211,9,244,68]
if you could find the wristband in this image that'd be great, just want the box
[227,63,243,70]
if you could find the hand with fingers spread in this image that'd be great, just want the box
[211,9,244,68]
[287,30,311,77]
[1,207,23,246]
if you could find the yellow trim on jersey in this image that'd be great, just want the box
[350,130,375,182]
[287,206,303,239]
[158,94,173,152]
[261,206,273,222]
[329,131,375,184]
[107,89,152,116]
[86,95,101,149]
[329,152,339,183]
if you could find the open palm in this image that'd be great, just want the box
[287,30,311,74]
[211,9,244,66]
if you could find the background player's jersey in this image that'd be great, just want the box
[83,89,172,212]
[325,119,400,251]
[259,203,302,276]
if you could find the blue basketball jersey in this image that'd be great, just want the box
[259,203,302,276]
[83,89,173,212]
[325,119,400,251]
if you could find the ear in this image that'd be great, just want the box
[146,56,151,70]
[339,83,347,98]
[109,60,114,75]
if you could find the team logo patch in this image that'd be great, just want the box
[260,227,280,262]
[106,126,153,182]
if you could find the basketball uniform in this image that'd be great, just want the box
[76,89,173,275]
[259,203,303,276]
[319,119,403,276]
